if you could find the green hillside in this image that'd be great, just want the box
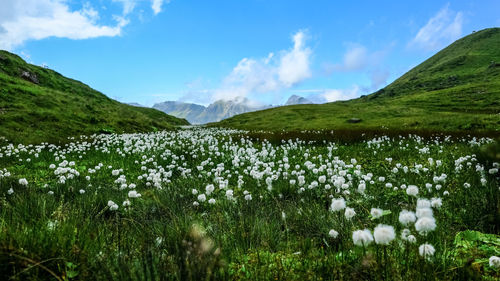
[213,28,500,133]
[0,51,189,143]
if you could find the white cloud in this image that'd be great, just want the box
[212,30,312,101]
[409,5,463,51]
[322,85,361,102]
[325,43,388,73]
[278,31,312,86]
[0,0,128,50]
[293,86,362,103]
[112,0,137,15]
[152,0,170,15]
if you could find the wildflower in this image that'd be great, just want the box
[18,178,28,186]
[197,194,206,202]
[357,183,366,193]
[418,243,435,258]
[7,188,14,195]
[48,191,54,195]
[344,207,356,220]
[107,200,118,211]
[205,184,215,195]
[407,235,417,243]
[193,201,199,207]
[488,168,498,174]
[128,190,142,198]
[417,198,431,209]
[328,229,339,238]
[406,185,419,196]
[415,217,436,234]
[489,256,500,268]
[430,198,442,209]
[330,198,346,212]
[208,198,216,204]
[352,229,374,246]
[244,194,252,201]
[123,200,131,207]
[373,224,396,245]
[399,210,416,225]
[370,208,384,219]
[416,208,433,218]
[192,189,198,195]
[79,189,85,194]
[225,189,234,200]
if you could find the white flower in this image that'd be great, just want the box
[244,194,252,201]
[197,194,206,202]
[406,185,419,196]
[357,183,366,193]
[205,184,215,195]
[370,208,384,219]
[193,201,199,207]
[7,188,14,195]
[399,210,416,225]
[431,198,442,209]
[107,200,118,211]
[225,189,234,200]
[407,235,417,243]
[416,199,431,209]
[48,191,54,195]
[489,256,500,268]
[416,208,433,219]
[328,229,339,238]
[373,224,396,245]
[192,189,198,195]
[79,189,85,194]
[415,217,437,234]
[123,200,131,207]
[208,198,216,204]
[128,190,142,198]
[488,168,498,174]
[352,229,374,246]
[344,207,356,220]
[18,178,28,186]
[330,198,346,212]
[419,243,435,258]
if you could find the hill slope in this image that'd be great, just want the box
[0,51,189,143]
[214,28,500,133]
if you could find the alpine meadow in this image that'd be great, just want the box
[0,1,499,280]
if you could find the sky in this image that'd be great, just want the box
[1,0,499,106]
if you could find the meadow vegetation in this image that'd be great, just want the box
[0,128,499,280]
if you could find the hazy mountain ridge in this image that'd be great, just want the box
[152,95,314,124]
[153,98,272,124]
[285,95,312,105]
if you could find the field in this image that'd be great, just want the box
[0,128,499,280]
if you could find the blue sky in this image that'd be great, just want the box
[1,0,499,106]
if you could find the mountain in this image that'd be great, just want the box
[213,28,500,133]
[153,99,270,124]
[153,101,206,123]
[127,102,146,107]
[285,95,312,105]
[0,50,189,144]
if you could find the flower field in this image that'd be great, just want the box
[0,128,499,280]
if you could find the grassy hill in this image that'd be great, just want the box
[213,28,500,134]
[0,50,189,143]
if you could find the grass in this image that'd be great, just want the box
[212,28,500,133]
[0,51,189,144]
[0,128,498,280]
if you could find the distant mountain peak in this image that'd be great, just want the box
[285,95,312,105]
